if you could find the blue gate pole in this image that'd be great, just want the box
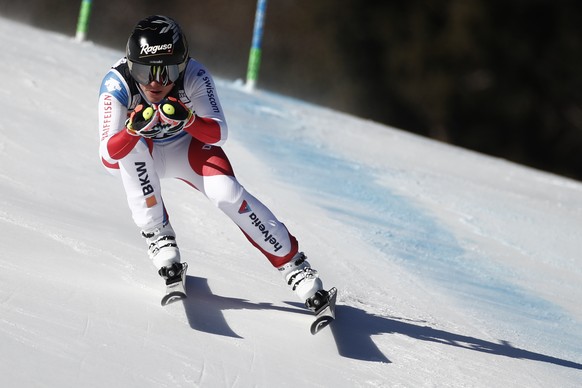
[245,0,268,91]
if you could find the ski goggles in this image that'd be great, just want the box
[128,61,187,86]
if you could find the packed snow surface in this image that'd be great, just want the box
[1,17,581,387]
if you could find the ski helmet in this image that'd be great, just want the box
[126,15,189,86]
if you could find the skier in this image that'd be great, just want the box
[98,15,329,311]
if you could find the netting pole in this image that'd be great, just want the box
[245,0,268,91]
[75,0,93,42]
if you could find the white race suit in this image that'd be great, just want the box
[98,57,299,268]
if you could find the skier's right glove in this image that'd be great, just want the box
[126,104,163,138]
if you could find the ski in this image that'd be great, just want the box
[161,262,188,306]
[310,287,337,335]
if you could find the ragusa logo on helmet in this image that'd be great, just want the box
[140,43,173,56]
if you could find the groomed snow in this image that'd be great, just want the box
[1,17,581,387]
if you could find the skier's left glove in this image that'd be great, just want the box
[158,96,196,136]
[126,104,164,138]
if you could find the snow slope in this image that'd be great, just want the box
[1,17,581,387]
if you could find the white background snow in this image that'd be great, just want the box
[1,17,581,387]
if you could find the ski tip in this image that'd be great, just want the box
[161,291,187,306]
[310,316,334,335]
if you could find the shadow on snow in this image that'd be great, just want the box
[180,276,310,338]
[179,276,581,370]
[329,304,582,370]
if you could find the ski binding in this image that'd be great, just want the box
[310,287,337,335]
[161,262,188,306]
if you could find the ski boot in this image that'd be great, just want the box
[278,252,337,334]
[278,252,324,302]
[141,221,180,268]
